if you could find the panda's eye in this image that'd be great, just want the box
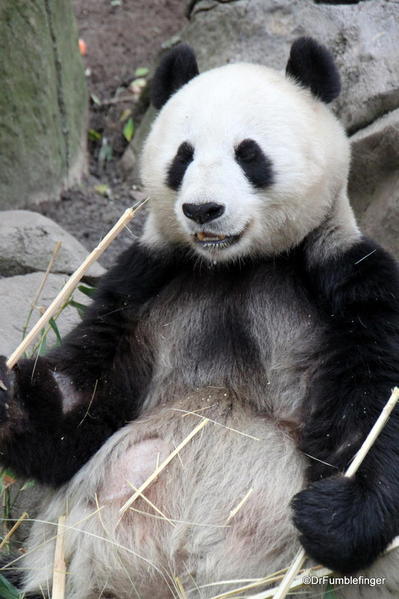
[235,139,259,163]
[176,142,194,164]
[234,139,274,189]
[166,141,194,190]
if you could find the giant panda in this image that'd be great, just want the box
[1,38,399,599]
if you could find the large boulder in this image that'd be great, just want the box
[0,0,88,209]
[0,272,90,357]
[183,0,399,133]
[349,109,399,258]
[0,211,104,280]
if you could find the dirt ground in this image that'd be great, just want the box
[31,0,187,267]
[72,0,187,100]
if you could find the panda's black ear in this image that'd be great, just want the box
[285,37,341,103]
[151,44,199,110]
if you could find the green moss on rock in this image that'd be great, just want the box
[0,0,88,209]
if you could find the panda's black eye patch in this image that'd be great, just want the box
[167,142,194,190]
[235,139,274,189]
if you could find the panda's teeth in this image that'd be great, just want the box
[196,232,226,242]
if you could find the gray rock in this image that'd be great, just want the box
[0,272,90,356]
[0,211,105,281]
[125,0,399,181]
[0,0,87,210]
[182,0,399,133]
[349,109,399,258]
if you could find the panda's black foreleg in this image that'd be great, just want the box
[0,241,182,487]
[293,237,399,574]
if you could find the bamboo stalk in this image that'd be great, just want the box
[206,534,399,599]
[119,418,209,515]
[21,241,62,342]
[242,566,331,599]
[6,199,147,370]
[225,488,254,524]
[126,481,176,527]
[51,515,66,599]
[272,386,399,599]
[0,511,28,551]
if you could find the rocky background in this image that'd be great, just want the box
[0,0,186,358]
[1,0,399,357]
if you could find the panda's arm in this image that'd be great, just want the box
[0,241,178,486]
[293,238,399,573]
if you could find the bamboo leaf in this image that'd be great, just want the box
[49,318,62,346]
[68,300,87,319]
[134,66,149,77]
[0,573,21,598]
[94,184,111,198]
[38,331,48,356]
[123,118,135,142]
[324,583,338,598]
[88,129,102,142]
[19,480,35,492]
[78,284,96,299]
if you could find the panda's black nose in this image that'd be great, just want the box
[182,202,225,224]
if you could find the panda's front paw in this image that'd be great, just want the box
[0,356,14,424]
[292,476,393,574]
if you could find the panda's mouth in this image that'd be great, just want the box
[193,231,242,249]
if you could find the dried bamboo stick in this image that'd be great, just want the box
[243,566,332,599]
[0,511,28,551]
[21,241,62,342]
[225,488,254,524]
[245,537,399,599]
[126,481,176,527]
[6,199,147,370]
[272,386,399,599]
[51,515,66,599]
[119,418,209,515]
[207,534,399,599]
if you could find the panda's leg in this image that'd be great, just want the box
[0,241,183,487]
[293,238,399,575]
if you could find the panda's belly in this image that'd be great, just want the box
[22,394,307,599]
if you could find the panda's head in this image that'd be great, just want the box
[140,38,355,262]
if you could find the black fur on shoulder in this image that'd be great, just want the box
[151,43,199,109]
[293,237,399,573]
[286,37,341,103]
